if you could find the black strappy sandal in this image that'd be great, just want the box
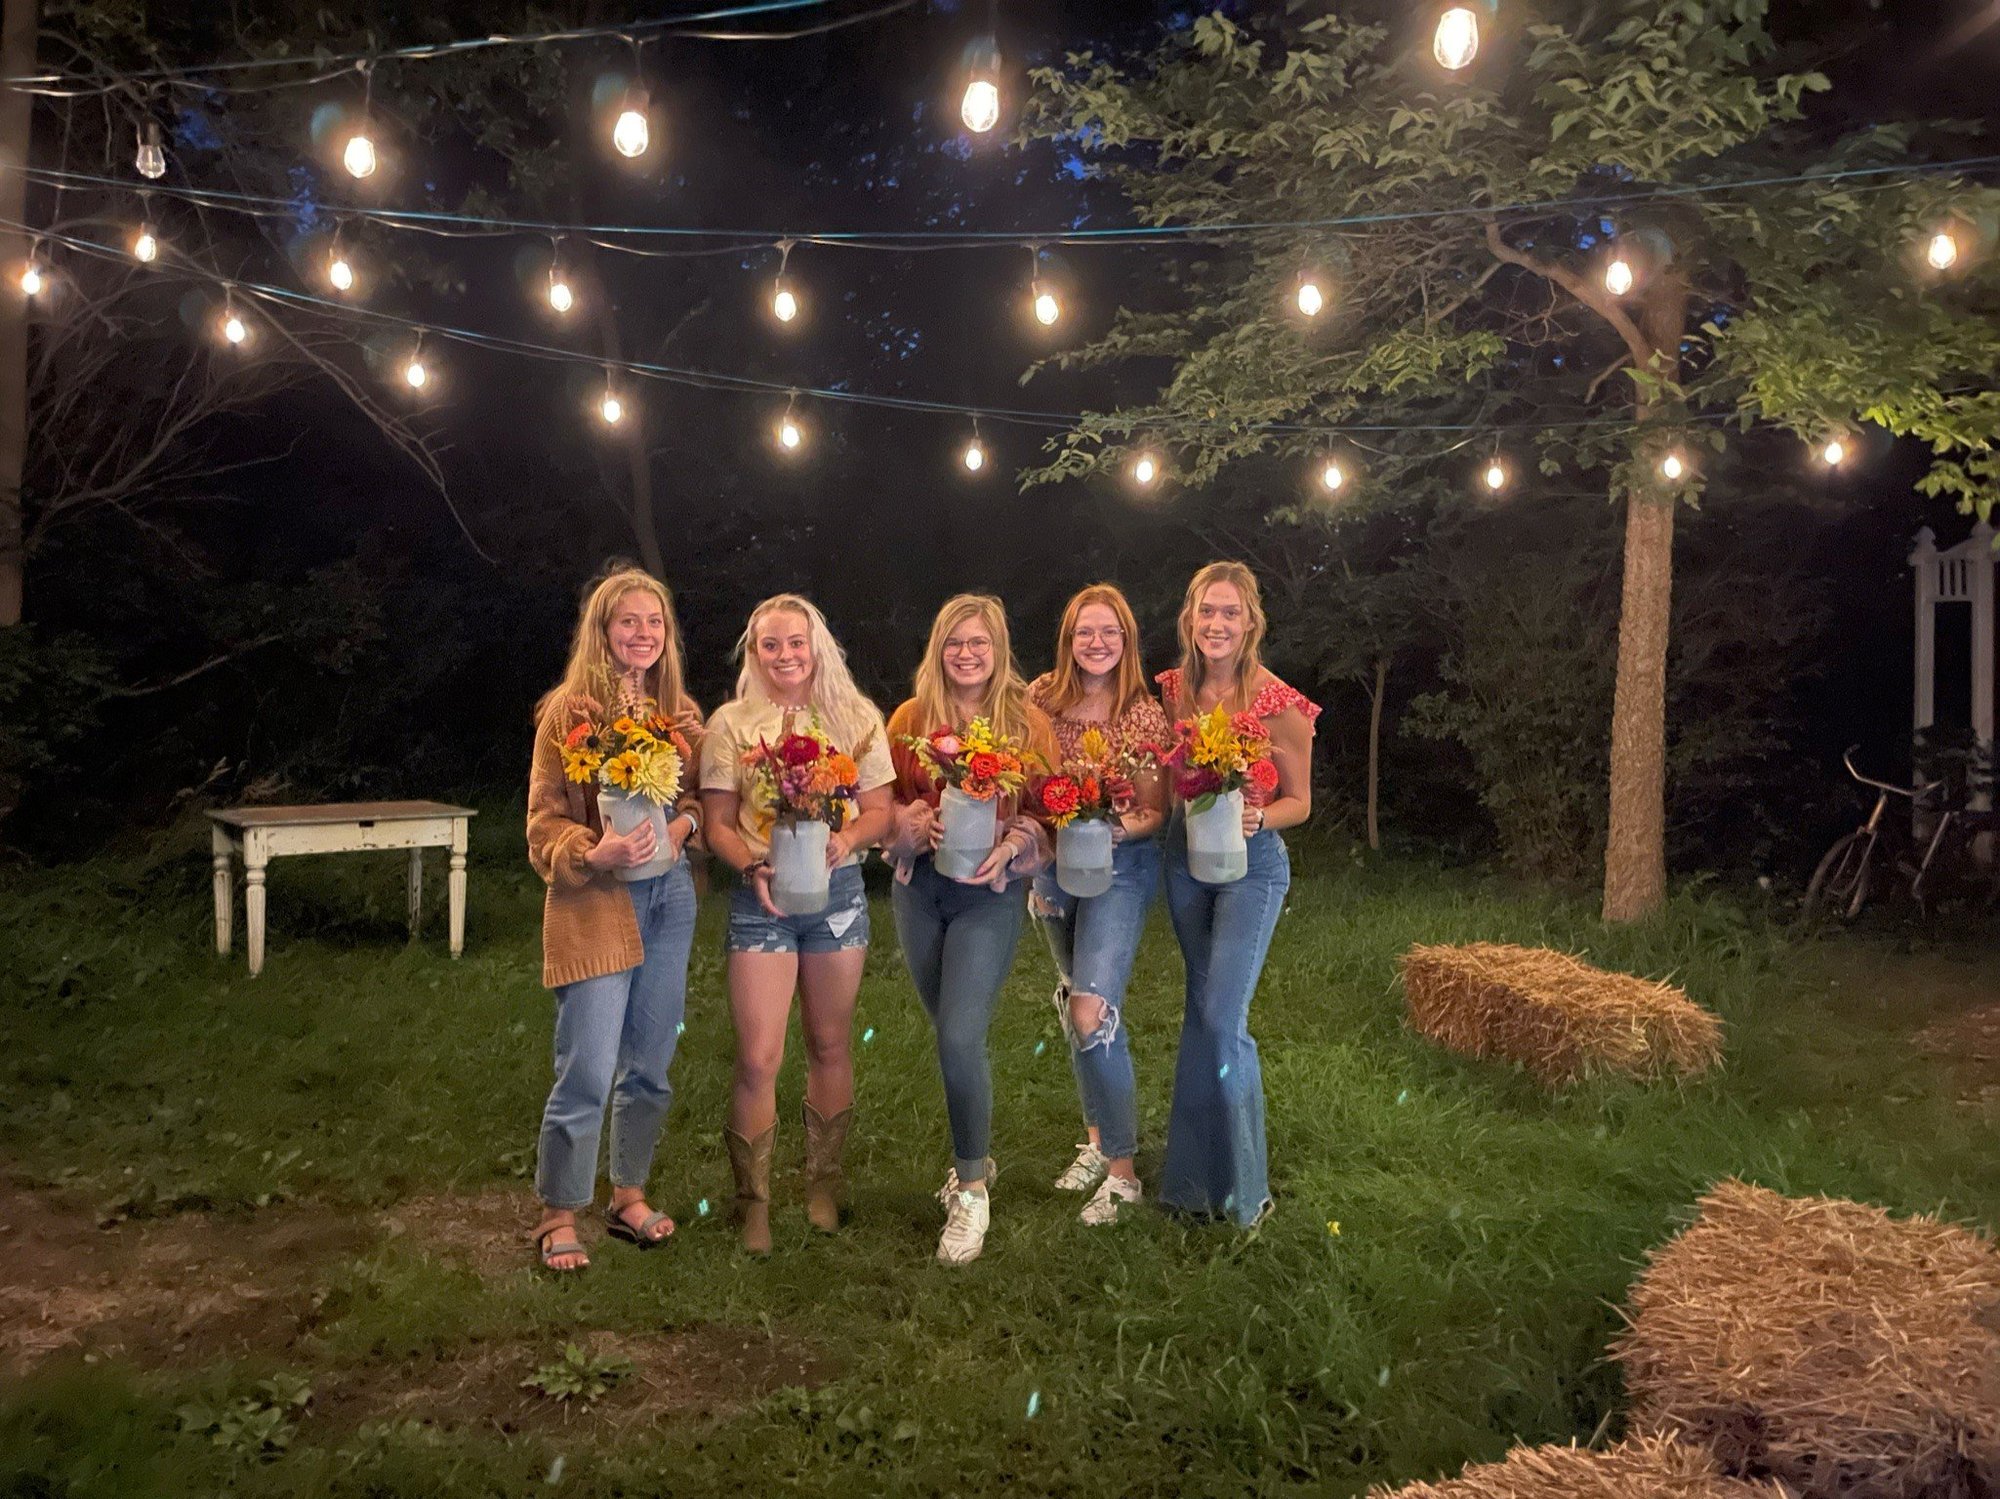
[533,1223,590,1273]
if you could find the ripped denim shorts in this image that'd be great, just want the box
[725,862,871,955]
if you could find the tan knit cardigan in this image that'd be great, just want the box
[526,698,702,990]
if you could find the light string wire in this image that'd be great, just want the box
[14,215,1750,442]
[2,0,910,97]
[16,153,2000,250]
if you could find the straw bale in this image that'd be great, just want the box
[1612,1179,2000,1499]
[1399,942,1722,1088]
[1370,1435,1782,1498]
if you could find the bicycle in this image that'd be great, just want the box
[1803,745,1997,921]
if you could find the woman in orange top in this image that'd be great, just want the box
[524,564,705,1272]
[883,593,1059,1265]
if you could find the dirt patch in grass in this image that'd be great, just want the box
[0,1179,372,1377]
[378,1188,538,1283]
[312,1325,835,1435]
[1915,1002,2000,1114]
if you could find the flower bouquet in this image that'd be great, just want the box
[740,715,864,914]
[1036,727,1140,898]
[560,698,693,882]
[1161,706,1279,885]
[903,717,1032,881]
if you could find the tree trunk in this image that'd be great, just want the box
[1601,491,1675,921]
[0,0,34,627]
[1366,654,1386,852]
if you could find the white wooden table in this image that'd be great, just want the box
[207,802,477,976]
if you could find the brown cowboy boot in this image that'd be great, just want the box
[724,1123,775,1255]
[802,1101,853,1233]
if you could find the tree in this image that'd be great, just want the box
[1022,2,2000,920]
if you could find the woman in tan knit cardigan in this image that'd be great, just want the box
[526,565,705,1272]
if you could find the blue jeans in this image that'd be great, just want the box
[535,864,698,1209]
[726,863,870,954]
[890,857,1027,1185]
[1031,838,1160,1162]
[1160,820,1290,1225]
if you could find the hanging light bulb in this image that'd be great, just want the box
[1926,230,1960,272]
[600,391,625,425]
[220,304,248,345]
[403,350,429,389]
[1604,257,1635,296]
[132,224,159,264]
[1433,7,1479,71]
[961,31,1002,133]
[1131,452,1160,487]
[1319,458,1347,493]
[772,283,800,323]
[779,417,803,449]
[612,87,651,159]
[1659,452,1685,481]
[135,120,167,180]
[962,420,988,475]
[328,244,356,293]
[1821,438,1847,468]
[1295,274,1325,318]
[1032,282,1061,326]
[547,264,574,315]
[342,130,377,179]
[1483,456,1508,492]
[19,260,43,297]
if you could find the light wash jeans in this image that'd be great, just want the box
[1160,819,1290,1225]
[890,856,1027,1185]
[1031,837,1160,1162]
[535,863,698,1209]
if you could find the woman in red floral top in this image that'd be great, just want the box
[1026,584,1171,1226]
[1156,561,1319,1226]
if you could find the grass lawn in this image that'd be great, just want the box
[1,808,1995,1496]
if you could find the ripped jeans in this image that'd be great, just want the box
[1030,837,1160,1162]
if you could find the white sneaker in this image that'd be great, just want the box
[937,1188,991,1264]
[1053,1142,1107,1192]
[936,1159,997,1209]
[1080,1173,1142,1226]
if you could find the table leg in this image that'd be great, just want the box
[408,847,424,939]
[245,840,268,977]
[210,826,234,955]
[448,821,468,958]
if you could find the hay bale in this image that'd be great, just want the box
[1370,1435,1781,1498]
[1612,1179,2000,1499]
[1399,942,1722,1087]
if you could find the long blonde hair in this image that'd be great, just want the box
[1175,560,1268,713]
[731,593,885,754]
[1041,583,1150,721]
[536,563,697,727]
[910,593,1033,742]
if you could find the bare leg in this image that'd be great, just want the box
[728,951,800,1136]
[798,948,866,1117]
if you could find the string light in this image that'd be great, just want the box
[132,222,158,264]
[599,370,625,425]
[403,331,430,389]
[1319,456,1347,493]
[18,256,43,297]
[1820,437,1847,467]
[1604,256,1635,296]
[961,26,1002,134]
[962,417,987,474]
[1033,284,1060,325]
[547,244,574,314]
[612,84,651,159]
[1130,451,1160,487]
[219,293,248,346]
[771,239,799,323]
[1926,230,1960,271]
[1295,273,1325,318]
[1483,454,1508,492]
[1659,451,1685,481]
[327,233,356,293]
[343,64,378,179]
[134,120,167,180]
[775,392,806,454]
[1433,7,1479,71]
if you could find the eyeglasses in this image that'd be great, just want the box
[1073,627,1124,645]
[943,636,993,656]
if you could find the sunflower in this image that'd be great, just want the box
[601,751,644,791]
[561,747,605,784]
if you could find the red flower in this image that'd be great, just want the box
[1039,775,1081,818]
[968,751,1002,781]
[779,734,821,767]
[1231,711,1269,741]
[930,728,964,760]
[1178,766,1223,799]
[1079,775,1101,807]
[563,720,595,749]
[1247,758,1281,795]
